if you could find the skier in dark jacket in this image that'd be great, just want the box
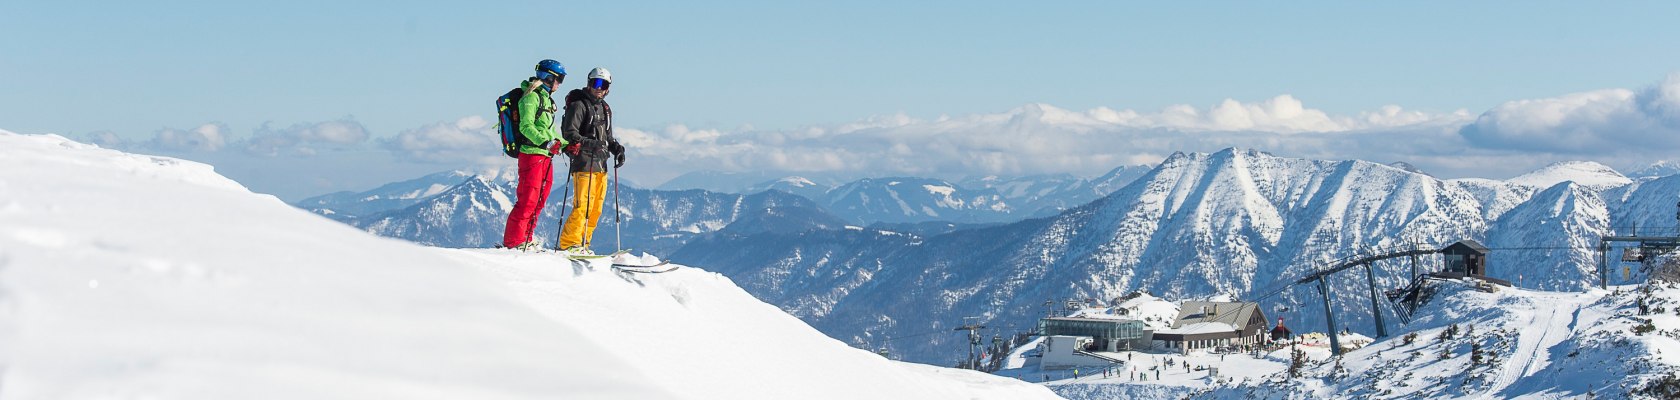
[557,67,623,253]
[501,59,567,250]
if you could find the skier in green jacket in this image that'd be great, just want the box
[501,59,567,249]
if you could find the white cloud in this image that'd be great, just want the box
[380,115,508,165]
[100,74,1680,194]
[1459,73,1680,153]
[616,96,1470,184]
[244,118,371,156]
[148,123,229,152]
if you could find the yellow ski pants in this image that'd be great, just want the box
[559,171,608,249]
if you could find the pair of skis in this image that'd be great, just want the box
[565,249,678,273]
[609,260,676,274]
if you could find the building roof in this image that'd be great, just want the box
[1158,321,1236,335]
[1042,316,1144,324]
[1444,239,1490,254]
[1171,301,1264,330]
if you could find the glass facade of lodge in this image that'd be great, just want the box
[1040,318,1146,339]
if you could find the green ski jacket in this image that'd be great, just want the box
[517,80,561,156]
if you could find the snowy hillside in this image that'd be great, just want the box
[1210,281,1680,399]
[822,177,1015,224]
[1045,280,1680,399]
[1606,175,1680,238]
[1484,182,1611,290]
[0,131,1059,399]
[959,164,1153,218]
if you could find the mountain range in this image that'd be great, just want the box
[296,150,1680,366]
[295,164,1156,251]
[672,150,1680,365]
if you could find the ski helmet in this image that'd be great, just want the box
[536,59,567,81]
[587,67,612,89]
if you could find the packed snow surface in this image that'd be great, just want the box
[0,131,1058,399]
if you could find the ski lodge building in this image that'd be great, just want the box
[1151,301,1268,354]
[1035,316,1151,369]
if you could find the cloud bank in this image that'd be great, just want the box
[379,115,503,165]
[244,118,370,156]
[151,123,230,152]
[619,96,1474,183]
[75,73,1680,198]
[1459,73,1680,154]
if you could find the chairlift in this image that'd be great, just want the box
[1623,247,1645,262]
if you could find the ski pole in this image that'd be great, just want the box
[614,162,622,253]
[553,168,573,251]
[581,168,595,251]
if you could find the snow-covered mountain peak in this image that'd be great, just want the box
[1157,147,1279,168]
[1632,160,1680,178]
[1507,160,1631,190]
[776,176,817,187]
[1210,146,1276,160]
[1388,161,1432,177]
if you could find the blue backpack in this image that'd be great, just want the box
[495,86,533,158]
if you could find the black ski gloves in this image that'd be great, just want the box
[608,142,626,168]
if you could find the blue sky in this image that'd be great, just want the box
[4,1,1680,200]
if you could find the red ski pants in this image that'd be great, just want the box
[501,153,554,248]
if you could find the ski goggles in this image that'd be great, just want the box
[589,78,611,90]
[539,71,565,84]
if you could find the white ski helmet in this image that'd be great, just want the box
[587,67,612,87]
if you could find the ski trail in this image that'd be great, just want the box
[1474,292,1580,400]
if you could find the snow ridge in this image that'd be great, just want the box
[0,131,1058,399]
[1507,161,1632,190]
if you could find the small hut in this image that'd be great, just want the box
[1442,239,1490,276]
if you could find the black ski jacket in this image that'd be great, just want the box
[561,89,619,173]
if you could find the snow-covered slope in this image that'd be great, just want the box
[960,166,1154,218]
[1484,182,1612,290]
[1045,280,1680,399]
[1507,161,1632,190]
[1192,281,1680,399]
[0,131,1058,399]
[1605,174,1680,238]
[1449,178,1539,222]
[822,177,1015,224]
